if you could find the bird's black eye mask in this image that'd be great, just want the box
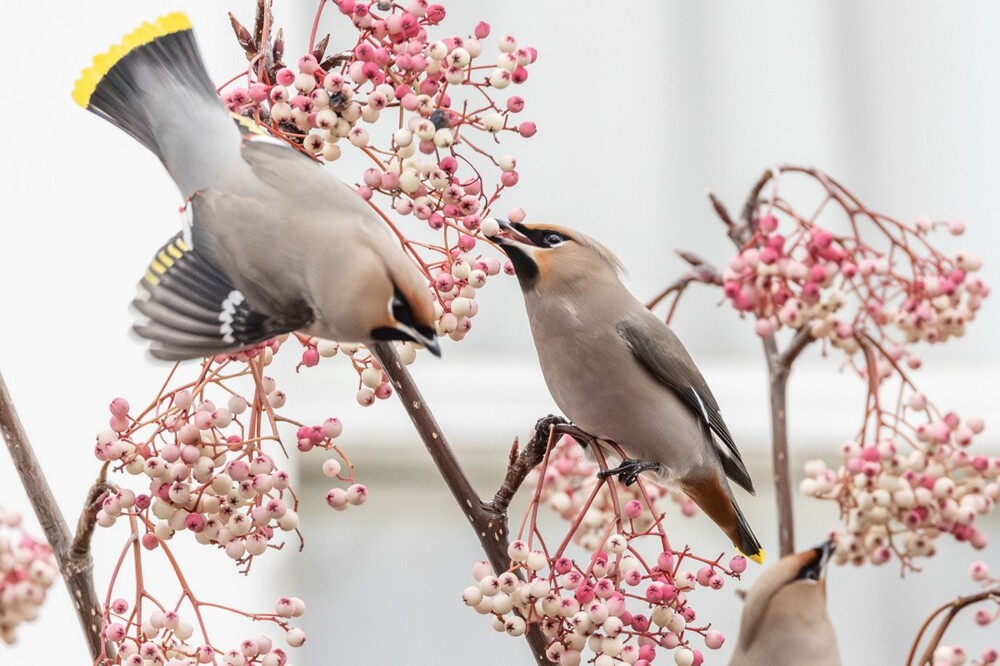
[371,285,435,344]
[512,222,572,248]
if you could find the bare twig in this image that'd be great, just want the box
[0,371,111,662]
[907,588,1000,666]
[645,250,722,312]
[492,415,566,514]
[369,343,550,665]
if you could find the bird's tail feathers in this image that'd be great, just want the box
[72,13,219,159]
[733,501,765,564]
[683,473,765,565]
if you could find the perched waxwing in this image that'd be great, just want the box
[496,221,763,562]
[730,541,841,665]
[73,14,439,360]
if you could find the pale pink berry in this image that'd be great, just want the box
[326,488,349,510]
[346,484,368,505]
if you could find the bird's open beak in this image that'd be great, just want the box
[494,219,536,247]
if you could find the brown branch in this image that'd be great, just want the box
[707,191,735,231]
[908,588,1000,666]
[779,326,815,368]
[737,167,779,238]
[645,250,723,311]
[0,371,111,662]
[369,343,550,665]
[761,334,796,557]
[492,415,565,514]
[72,476,112,561]
[708,172,811,557]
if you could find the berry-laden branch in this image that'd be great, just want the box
[906,560,1000,665]
[369,341,549,664]
[687,165,991,561]
[0,370,110,659]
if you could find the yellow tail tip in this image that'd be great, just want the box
[72,12,192,109]
[748,549,766,565]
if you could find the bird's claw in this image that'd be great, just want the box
[533,414,569,433]
[597,458,659,486]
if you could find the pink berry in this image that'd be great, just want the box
[109,397,129,417]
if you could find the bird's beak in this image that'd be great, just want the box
[494,219,536,247]
[797,539,835,585]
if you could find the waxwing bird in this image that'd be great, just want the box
[496,221,763,562]
[73,13,439,360]
[730,541,841,665]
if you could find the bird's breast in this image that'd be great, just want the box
[526,297,706,472]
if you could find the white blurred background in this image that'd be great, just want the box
[2,1,999,664]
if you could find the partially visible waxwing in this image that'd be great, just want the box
[729,541,842,666]
[73,14,439,360]
[495,221,763,563]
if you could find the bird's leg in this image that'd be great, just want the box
[597,458,660,486]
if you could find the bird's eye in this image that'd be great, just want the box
[544,232,564,247]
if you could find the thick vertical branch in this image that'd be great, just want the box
[713,174,814,559]
[0,371,108,661]
[762,337,795,557]
[370,343,549,665]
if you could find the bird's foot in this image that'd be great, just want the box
[533,414,569,435]
[597,458,660,486]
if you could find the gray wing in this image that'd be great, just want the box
[617,313,754,494]
[132,231,313,361]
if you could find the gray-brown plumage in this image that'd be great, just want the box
[496,221,763,562]
[73,13,438,360]
[730,541,841,665]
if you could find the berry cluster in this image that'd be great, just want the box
[223,0,535,342]
[94,341,360,568]
[100,570,307,665]
[466,437,741,664]
[801,402,999,569]
[723,175,987,365]
[0,508,57,645]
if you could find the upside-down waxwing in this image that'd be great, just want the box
[496,221,763,562]
[730,541,841,665]
[72,13,439,360]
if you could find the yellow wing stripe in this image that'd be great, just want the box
[157,250,175,268]
[144,271,161,287]
[166,244,184,260]
[230,112,265,136]
[176,238,190,253]
[72,12,193,108]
